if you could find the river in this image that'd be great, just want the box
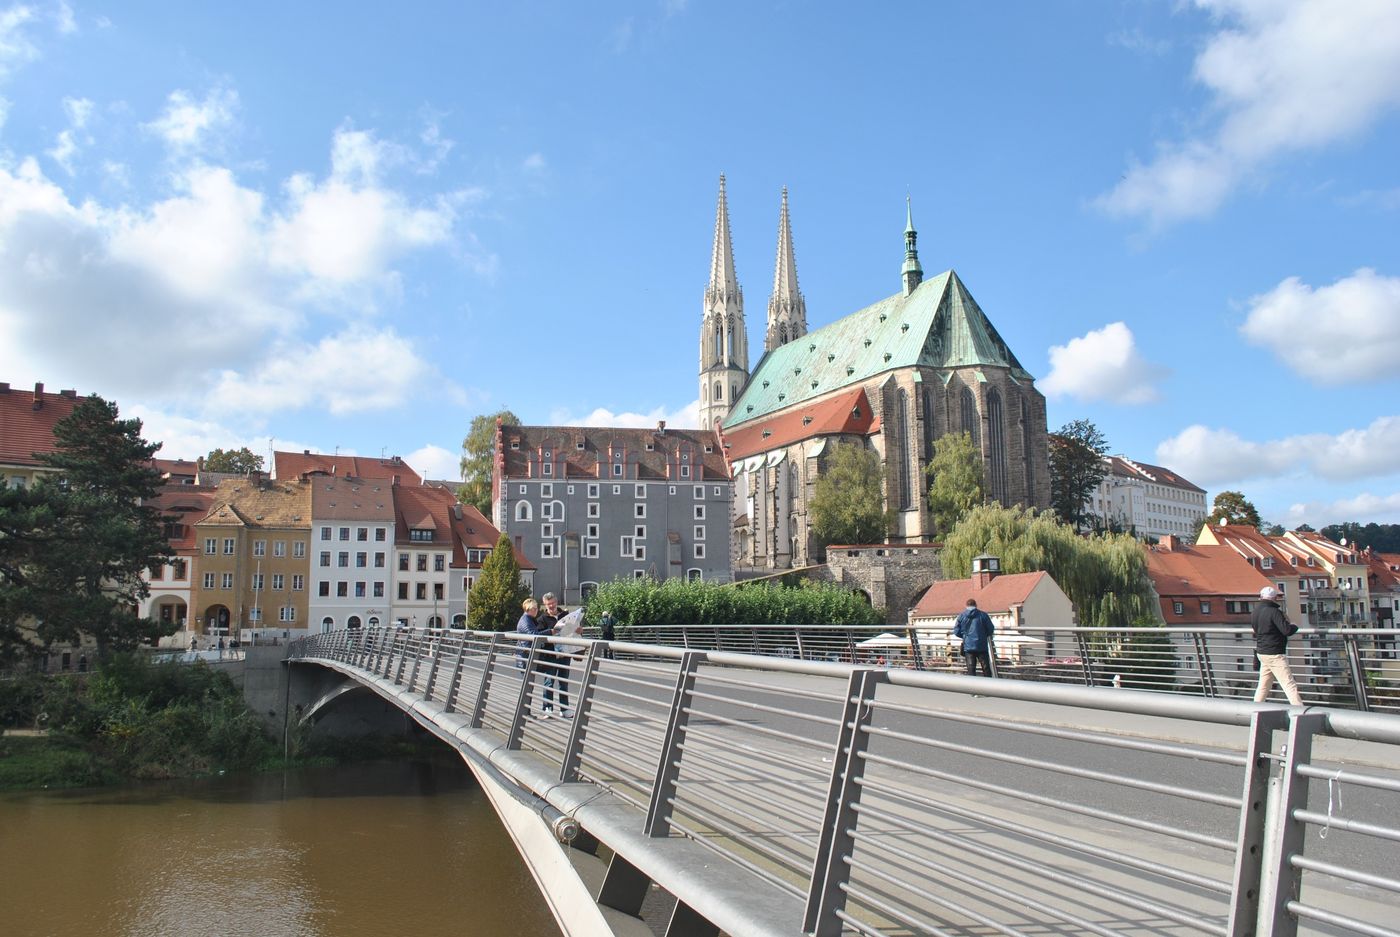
[0,757,561,937]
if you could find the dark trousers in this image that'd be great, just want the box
[542,653,571,710]
[964,648,992,677]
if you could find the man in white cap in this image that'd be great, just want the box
[1251,586,1302,705]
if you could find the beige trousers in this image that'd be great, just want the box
[1254,653,1303,705]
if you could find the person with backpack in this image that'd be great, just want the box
[952,599,995,677]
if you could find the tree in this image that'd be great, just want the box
[203,447,264,474]
[1321,522,1400,552]
[0,396,174,662]
[926,431,985,536]
[941,502,1154,629]
[458,410,520,517]
[1205,490,1261,529]
[1048,419,1108,530]
[808,443,893,557]
[1261,522,1287,537]
[467,533,530,631]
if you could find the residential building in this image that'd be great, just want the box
[274,449,422,486]
[308,475,396,633]
[1282,530,1371,626]
[1086,456,1207,540]
[190,477,312,639]
[1194,522,1309,624]
[392,485,474,627]
[704,181,1051,570]
[151,458,200,485]
[493,422,733,603]
[446,497,514,627]
[907,554,1073,664]
[1144,536,1274,628]
[138,484,217,636]
[1369,551,1400,629]
[0,382,80,489]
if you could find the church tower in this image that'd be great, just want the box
[698,175,749,431]
[765,186,807,352]
[901,196,923,296]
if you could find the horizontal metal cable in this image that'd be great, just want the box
[676,729,832,786]
[695,667,844,703]
[1292,809,1400,844]
[1286,899,1400,937]
[662,813,808,899]
[675,704,835,751]
[1296,762,1400,794]
[685,684,842,729]
[1289,854,1400,893]
[843,860,1040,937]
[668,758,826,839]
[665,792,816,879]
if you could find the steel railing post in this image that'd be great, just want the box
[1226,709,1288,937]
[506,638,543,750]
[407,634,426,692]
[393,635,410,685]
[805,667,885,937]
[1257,711,1324,937]
[442,633,472,714]
[1194,631,1218,697]
[1075,632,1096,686]
[560,643,602,782]
[1342,633,1370,712]
[987,634,1000,678]
[645,650,704,837]
[422,633,447,702]
[469,633,502,729]
[795,629,807,662]
[905,626,924,671]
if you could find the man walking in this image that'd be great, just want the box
[1252,586,1303,705]
[537,592,573,717]
[953,599,995,677]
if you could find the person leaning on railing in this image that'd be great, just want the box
[1252,586,1303,705]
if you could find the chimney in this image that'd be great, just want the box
[657,420,666,434]
[453,503,462,520]
[33,382,44,409]
[1161,534,1180,551]
[303,449,311,455]
[0,382,10,393]
[971,553,1001,590]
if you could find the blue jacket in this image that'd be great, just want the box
[953,607,995,653]
[516,612,550,655]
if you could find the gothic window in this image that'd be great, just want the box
[922,388,936,458]
[702,382,708,402]
[960,386,979,447]
[715,381,723,401]
[897,390,912,509]
[714,326,722,360]
[987,388,1008,505]
[780,323,788,345]
[1021,394,1035,502]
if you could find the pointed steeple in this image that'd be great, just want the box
[766,186,807,352]
[698,174,749,432]
[902,195,923,296]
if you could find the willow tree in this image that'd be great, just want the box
[940,502,1153,629]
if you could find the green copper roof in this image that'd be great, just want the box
[723,269,1033,429]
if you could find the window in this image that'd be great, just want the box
[695,544,706,559]
[433,583,444,600]
[713,487,722,496]
[612,485,621,495]
[542,501,554,520]
[249,607,261,622]
[397,583,408,600]
[319,551,330,567]
[205,538,216,554]
[694,526,705,541]
[172,560,187,579]
[410,529,433,542]
[279,606,296,622]
[321,526,332,541]
[416,583,427,600]
[635,525,646,538]
[337,582,348,597]
[688,569,703,582]
[542,541,557,558]
[634,544,646,561]
[693,486,704,499]
[434,554,445,572]
[339,527,350,541]
[356,552,367,567]
[417,554,428,572]
[272,574,285,590]
[253,540,266,557]
[541,523,553,539]
[292,575,304,591]
[669,486,676,495]
[357,527,368,541]
[587,523,599,538]
[694,505,706,520]
[374,552,385,568]
[223,538,235,555]
[374,528,386,541]
[542,461,553,477]
[1199,601,1211,614]
[221,573,234,589]
[588,484,599,498]
[634,570,647,580]
[322,616,334,630]
[587,503,600,518]
[584,542,599,558]
[1172,601,1184,615]
[273,540,286,557]
[620,536,634,557]
[613,463,622,477]
[293,542,305,558]
[541,483,553,498]
[338,552,349,567]
[373,582,384,597]
[319,582,330,597]
[515,502,532,522]
[399,553,409,571]
[635,503,647,518]
[355,582,366,597]
[680,465,690,479]
[635,484,646,498]
[203,573,215,589]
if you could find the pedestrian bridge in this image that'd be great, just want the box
[288,627,1400,937]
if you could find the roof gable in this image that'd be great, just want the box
[911,571,1052,618]
[721,387,875,460]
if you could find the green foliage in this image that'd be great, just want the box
[808,443,893,557]
[1321,522,1400,552]
[1104,619,1178,690]
[0,395,174,663]
[926,431,985,536]
[583,577,884,627]
[941,502,1153,629]
[1205,490,1262,529]
[1049,419,1108,530]
[458,409,520,517]
[467,533,531,631]
[203,447,264,474]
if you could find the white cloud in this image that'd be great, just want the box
[1239,268,1400,384]
[406,443,460,482]
[1283,492,1400,529]
[522,152,546,173]
[1156,416,1400,487]
[0,5,38,79]
[144,86,238,151]
[1040,322,1165,404]
[54,0,74,35]
[46,95,93,174]
[1097,0,1400,226]
[550,400,700,429]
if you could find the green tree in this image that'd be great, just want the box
[1048,419,1108,530]
[926,431,985,536]
[808,443,893,558]
[0,396,174,662]
[467,533,530,631]
[458,410,520,517]
[202,447,264,474]
[1205,490,1261,529]
[941,502,1154,629]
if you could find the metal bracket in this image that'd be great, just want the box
[645,650,704,837]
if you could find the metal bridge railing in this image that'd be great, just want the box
[291,626,1400,937]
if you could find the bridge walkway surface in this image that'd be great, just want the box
[289,628,1400,937]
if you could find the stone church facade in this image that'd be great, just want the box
[701,179,1052,571]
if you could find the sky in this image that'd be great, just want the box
[0,1,1397,529]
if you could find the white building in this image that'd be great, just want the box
[308,476,396,633]
[1087,456,1207,541]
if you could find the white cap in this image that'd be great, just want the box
[1260,586,1280,600]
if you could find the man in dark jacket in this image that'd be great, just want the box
[537,592,572,717]
[952,599,995,677]
[1252,586,1303,705]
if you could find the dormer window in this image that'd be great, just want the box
[410,529,433,542]
[1262,557,1273,569]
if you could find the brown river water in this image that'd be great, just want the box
[0,758,561,937]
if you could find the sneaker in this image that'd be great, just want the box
[560,708,574,719]
[539,709,553,719]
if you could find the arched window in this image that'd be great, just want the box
[428,616,443,629]
[779,324,788,345]
[515,501,532,522]
[922,387,936,457]
[1020,394,1035,503]
[347,615,362,630]
[960,386,979,447]
[986,388,1008,504]
[702,382,708,402]
[367,616,380,628]
[687,569,703,582]
[452,614,466,628]
[714,326,722,359]
[321,616,335,632]
[897,390,912,509]
[715,381,723,401]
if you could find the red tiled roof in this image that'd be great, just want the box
[1197,523,1304,577]
[149,485,218,552]
[392,484,532,570]
[151,457,199,478]
[911,571,1050,618]
[0,382,82,468]
[498,425,728,482]
[1145,542,1274,625]
[309,476,397,524]
[274,450,422,485]
[721,387,875,461]
[1104,456,1204,493]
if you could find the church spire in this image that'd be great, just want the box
[902,195,923,296]
[765,186,807,352]
[698,174,748,432]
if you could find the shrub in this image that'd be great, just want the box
[584,577,883,628]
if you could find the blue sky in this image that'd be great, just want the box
[1,1,1397,529]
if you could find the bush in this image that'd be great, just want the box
[584,577,883,628]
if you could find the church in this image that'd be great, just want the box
[701,176,1052,570]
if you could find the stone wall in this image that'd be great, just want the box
[813,544,943,626]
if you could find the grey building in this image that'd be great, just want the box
[493,422,734,604]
